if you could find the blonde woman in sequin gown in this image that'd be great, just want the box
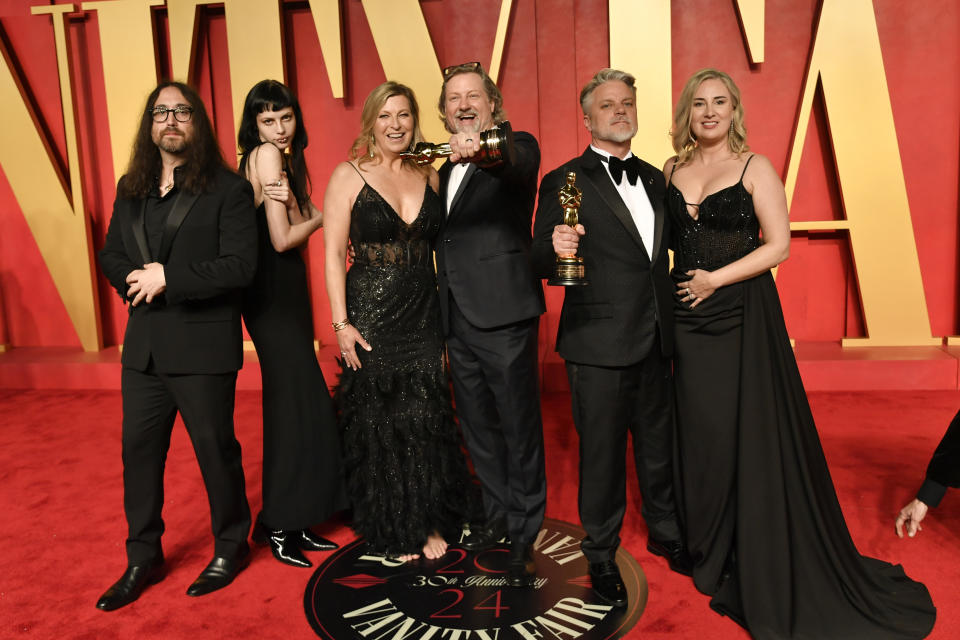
[323,81,472,563]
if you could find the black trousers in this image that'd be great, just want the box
[446,296,546,546]
[121,366,250,564]
[566,346,680,564]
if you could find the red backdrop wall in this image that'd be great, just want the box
[0,0,957,352]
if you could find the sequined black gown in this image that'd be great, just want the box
[667,156,935,639]
[337,175,470,556]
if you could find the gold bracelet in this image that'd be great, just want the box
[331,319,350,331]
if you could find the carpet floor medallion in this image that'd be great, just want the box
[304,518,646,639]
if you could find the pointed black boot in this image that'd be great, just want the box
[253,522,312,568]
[297,529,338,551]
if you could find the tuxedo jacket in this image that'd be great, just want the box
[531,147,674,367]
[98,168,257,374]
[436,130,545,332]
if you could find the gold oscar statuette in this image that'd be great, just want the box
[548,172,588,286]
[400,121,515,167]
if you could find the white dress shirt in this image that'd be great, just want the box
[590,145,655,260]
[445,163,470,214]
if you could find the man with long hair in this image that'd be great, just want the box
[96,81,257,611]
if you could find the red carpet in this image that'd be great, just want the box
[1,388,957,639]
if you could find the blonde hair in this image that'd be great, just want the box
[350,81,425,167]
[670,68,748,166]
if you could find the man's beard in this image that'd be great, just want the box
[451,109,482,133]
[154,129,188,154]
[597,120,637,144]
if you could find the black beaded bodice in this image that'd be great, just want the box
[349,183,439,270]
[667,157,760,273]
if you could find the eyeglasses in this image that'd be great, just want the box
[442,61,483,79]
[149,105,194,123]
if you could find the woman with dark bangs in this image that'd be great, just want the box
[238,79,345,568]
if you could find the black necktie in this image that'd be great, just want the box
[604,155,640,186]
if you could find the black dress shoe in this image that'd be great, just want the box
[95,557,165,611]
[589,560,627,608]
[647,537,694,576]
[461,521,507,552]
[186,545,250,596]
[507,544,535,588]
[297,529,338,552]
[252,524,312,568]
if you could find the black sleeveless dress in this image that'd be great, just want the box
[337,175,471,556]
[242,201,346,531]
[667,156,936,639]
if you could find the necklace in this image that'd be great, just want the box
[159,181,174,195]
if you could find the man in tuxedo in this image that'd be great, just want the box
[531,68,691,607]
[435,62,546,587]
[96,81,257,611]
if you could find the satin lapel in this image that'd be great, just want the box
[438,161,451,214]
[130,199,151,263]
[156,190,200,263]
[639,167,665,261]
[447,164,477,220]
[580,154,646,252]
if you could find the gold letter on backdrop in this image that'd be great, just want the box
[734,0,764,63]
[360,0,513,144]
[0,5,103,350]
[307,0,345,98]
[783,0,938,346]
[608,0,673,164]
[167,0,285,144]
[81,0,162,186]
[359,0,446,143]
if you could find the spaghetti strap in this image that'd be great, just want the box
[348,162,367,184]
[738,154,755,182]
[667,158,679,184]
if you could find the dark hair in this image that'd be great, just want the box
[119,81,227,199]
[237,79,311,207]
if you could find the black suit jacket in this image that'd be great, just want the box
[531,147,674,367]
[98,168,257,374]
[436,130,545,332]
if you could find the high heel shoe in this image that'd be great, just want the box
[252,523,312,568]
[298,529,338,551]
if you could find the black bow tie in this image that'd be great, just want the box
[602,154,640,186]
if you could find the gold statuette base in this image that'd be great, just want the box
[548,255,588,287]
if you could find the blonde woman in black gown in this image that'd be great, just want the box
[663,68,935,638]
[238,80,344,568]
[323,81,470,562]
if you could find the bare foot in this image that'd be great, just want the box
[397,553,420,562]
[423,533,448,560]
